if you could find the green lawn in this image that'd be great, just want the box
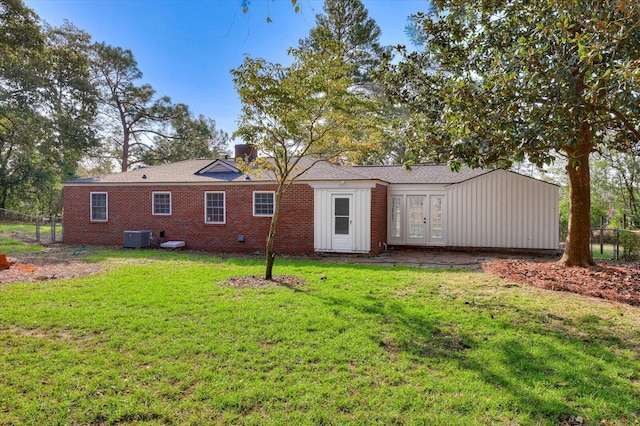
[0,222,59,254]
[591,243,617,260]
[1,249,639,424]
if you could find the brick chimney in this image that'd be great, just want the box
[234,144,258,162]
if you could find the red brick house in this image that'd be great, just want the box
[62,154,559,254]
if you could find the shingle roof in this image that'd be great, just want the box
[64,157,372,185]
[350,164,491,184]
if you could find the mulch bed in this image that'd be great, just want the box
[483,259,640,306]
[222,274,306,289]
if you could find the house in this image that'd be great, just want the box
[62,147,559,254]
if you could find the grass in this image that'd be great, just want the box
[591,242,618,260]
[1,249,640,424]
[0,222,60,255]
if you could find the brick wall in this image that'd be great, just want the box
[370,183,388,254]
[62,183,315,253]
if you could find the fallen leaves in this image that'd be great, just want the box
[483,259,640,305]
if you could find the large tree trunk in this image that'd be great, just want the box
[559,141,596,267]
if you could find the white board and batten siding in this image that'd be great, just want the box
[447,170,559,250]
[313,185,373,253]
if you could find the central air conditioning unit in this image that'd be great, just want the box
[123,230,152,248]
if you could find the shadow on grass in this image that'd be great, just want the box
[310,279,640,423]
[64,249,640,421]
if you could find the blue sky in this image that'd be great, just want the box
[26,0,428,142]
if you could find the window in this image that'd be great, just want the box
[205,192,225,224]
[153,192,171,215]
[391,196,402,238]
[90,192,108,222]
[253,191,274,216]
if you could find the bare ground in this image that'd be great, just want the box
[0,246,102,284]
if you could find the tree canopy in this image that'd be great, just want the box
[1,0,230,214]
[0,0,97,213]
[383,0,640,266]
[91,42,229,172]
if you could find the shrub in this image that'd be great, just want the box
[620,231,640,260]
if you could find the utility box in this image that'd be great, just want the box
[123,230,152,249]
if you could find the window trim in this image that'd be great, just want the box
[253,191,275,217]
[90,192,108,222]
[204,191,226,224]
[152,191,172,216]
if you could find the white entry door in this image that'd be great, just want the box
[331,195,353,252]
[407,196,427,245]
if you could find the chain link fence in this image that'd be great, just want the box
[590,227,640,261]
[0,208,63,244]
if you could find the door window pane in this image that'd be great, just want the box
[334,198,349,216]
[431,196,443,239]
[335,217,349,235]
[334,197,350,235]
[408,197,425,239]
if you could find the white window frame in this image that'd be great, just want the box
[253,191,275,217]
[90,192,108,222]
[152,191,172,216]
[204,191,225,224]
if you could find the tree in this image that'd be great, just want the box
[140,107,229,165]
[298,0,412,165]
[92,43,228,171]
[41,22,98,182]
[599,149,640,228]
[0,1,97,213]
[0,0,45,210]
[241,0,300,22]
[232,42,373,280]
[383,0,640,266]
[299,0,385,86]
[91,43,179,171]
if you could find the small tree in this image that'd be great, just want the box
[232,43,374,280]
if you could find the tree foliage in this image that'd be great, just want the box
[0,0,97,213]
[91,43,229,172]
[141,108,229,165]
[383,0,640,266]
[299,0,385,85]
[298,0,410,165]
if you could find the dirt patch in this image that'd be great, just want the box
[483,259,640,306]
[0,249,102,284]
[222,274,305,289]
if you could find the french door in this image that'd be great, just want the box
[406,195,444,245]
